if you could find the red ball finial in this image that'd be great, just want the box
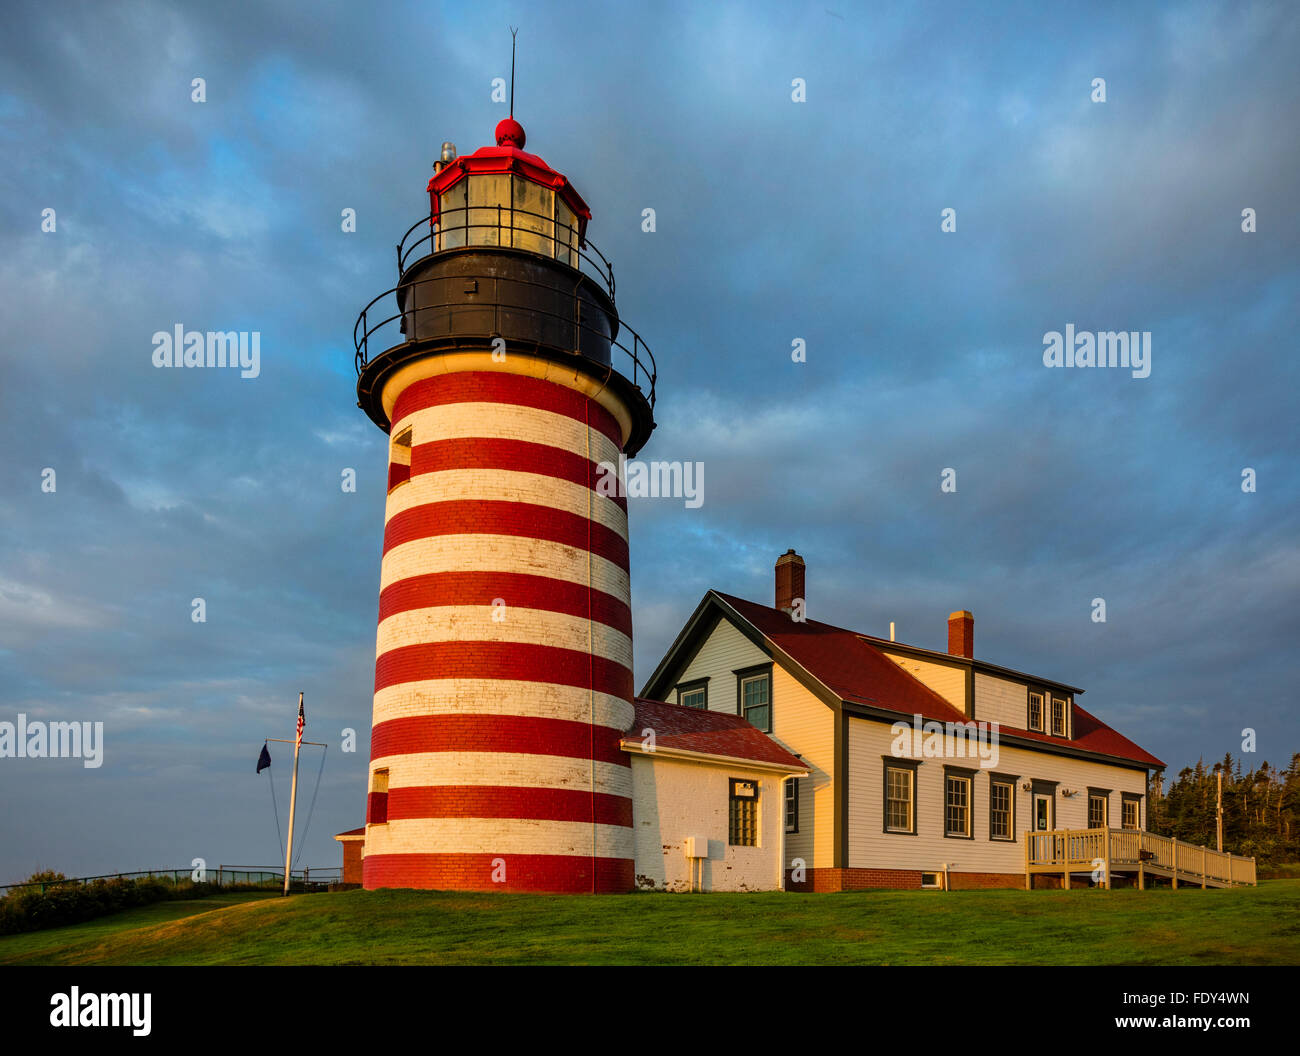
[495,117,526,149]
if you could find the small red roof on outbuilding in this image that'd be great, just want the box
[624,697,808,771]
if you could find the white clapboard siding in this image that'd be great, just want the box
[676,618,771,709]
[771,666,835,869]
[878,648,967,712]
[669,615,836,869]
[846,716,1146,874]
[973,671,1028,728]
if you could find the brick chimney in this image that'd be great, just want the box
[775,549,805,614]
[947,610,974,658]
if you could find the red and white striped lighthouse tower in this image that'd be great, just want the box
[352,115,656,892]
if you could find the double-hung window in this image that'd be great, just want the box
[989,774,1017,841]
[735,665,772,733]
[1028,692,1044,732]
[883,759,918,835]
[1088,789,1110,829]
[944,767,974,838]
[1051,696,1067,736]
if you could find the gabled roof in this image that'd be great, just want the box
[641,590,1164,770]
[623,697,808,772]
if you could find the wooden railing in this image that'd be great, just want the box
[1025,827,1256,889]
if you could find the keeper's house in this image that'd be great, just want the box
[339,549,1178,893]
[638,550,1167,892]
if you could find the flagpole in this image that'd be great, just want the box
[282,692,303,897]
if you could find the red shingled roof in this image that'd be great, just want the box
[712,592,1164,769]
[624,697,807,771]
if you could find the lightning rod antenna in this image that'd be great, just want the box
[509,27,518,117]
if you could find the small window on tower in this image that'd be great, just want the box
[388,427,413,493]
[368,769,390,826]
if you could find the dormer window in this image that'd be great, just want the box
[1028,692,1044,732]
[1051,696,1067,736]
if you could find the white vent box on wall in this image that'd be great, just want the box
[684,836,709,859]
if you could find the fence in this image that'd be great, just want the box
[0,865,341,897]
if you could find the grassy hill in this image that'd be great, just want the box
[3,881,1297,966]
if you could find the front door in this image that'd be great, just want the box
[1034,793,1061,862]
[1034,793,1052,832]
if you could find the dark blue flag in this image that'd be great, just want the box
[257,743,271,773]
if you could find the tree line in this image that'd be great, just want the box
[1147,753,1300,864]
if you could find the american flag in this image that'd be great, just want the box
[296,694,305,744]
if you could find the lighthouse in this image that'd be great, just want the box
[352,114,656,892]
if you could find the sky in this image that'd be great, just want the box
[0,0,1296,882]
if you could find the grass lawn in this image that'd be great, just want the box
[3,880,1296,966]
[0,892,280,963]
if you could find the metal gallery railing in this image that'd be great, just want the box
[396,204,617,298]
[353,270,657,411]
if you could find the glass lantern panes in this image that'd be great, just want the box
[511,175,554,256]
[466,174,510,246]
[437,179,467,251]
[555,197,577,266]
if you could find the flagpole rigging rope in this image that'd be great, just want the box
[265,742,286,864]
[292,744,329,869]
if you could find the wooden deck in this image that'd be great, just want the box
[1025,827,1256,890]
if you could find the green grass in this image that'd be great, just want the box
[4,881,1297,966]
[0,892,279,962]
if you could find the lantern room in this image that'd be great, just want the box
[427,117,591,266]
[354,116,656,457]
